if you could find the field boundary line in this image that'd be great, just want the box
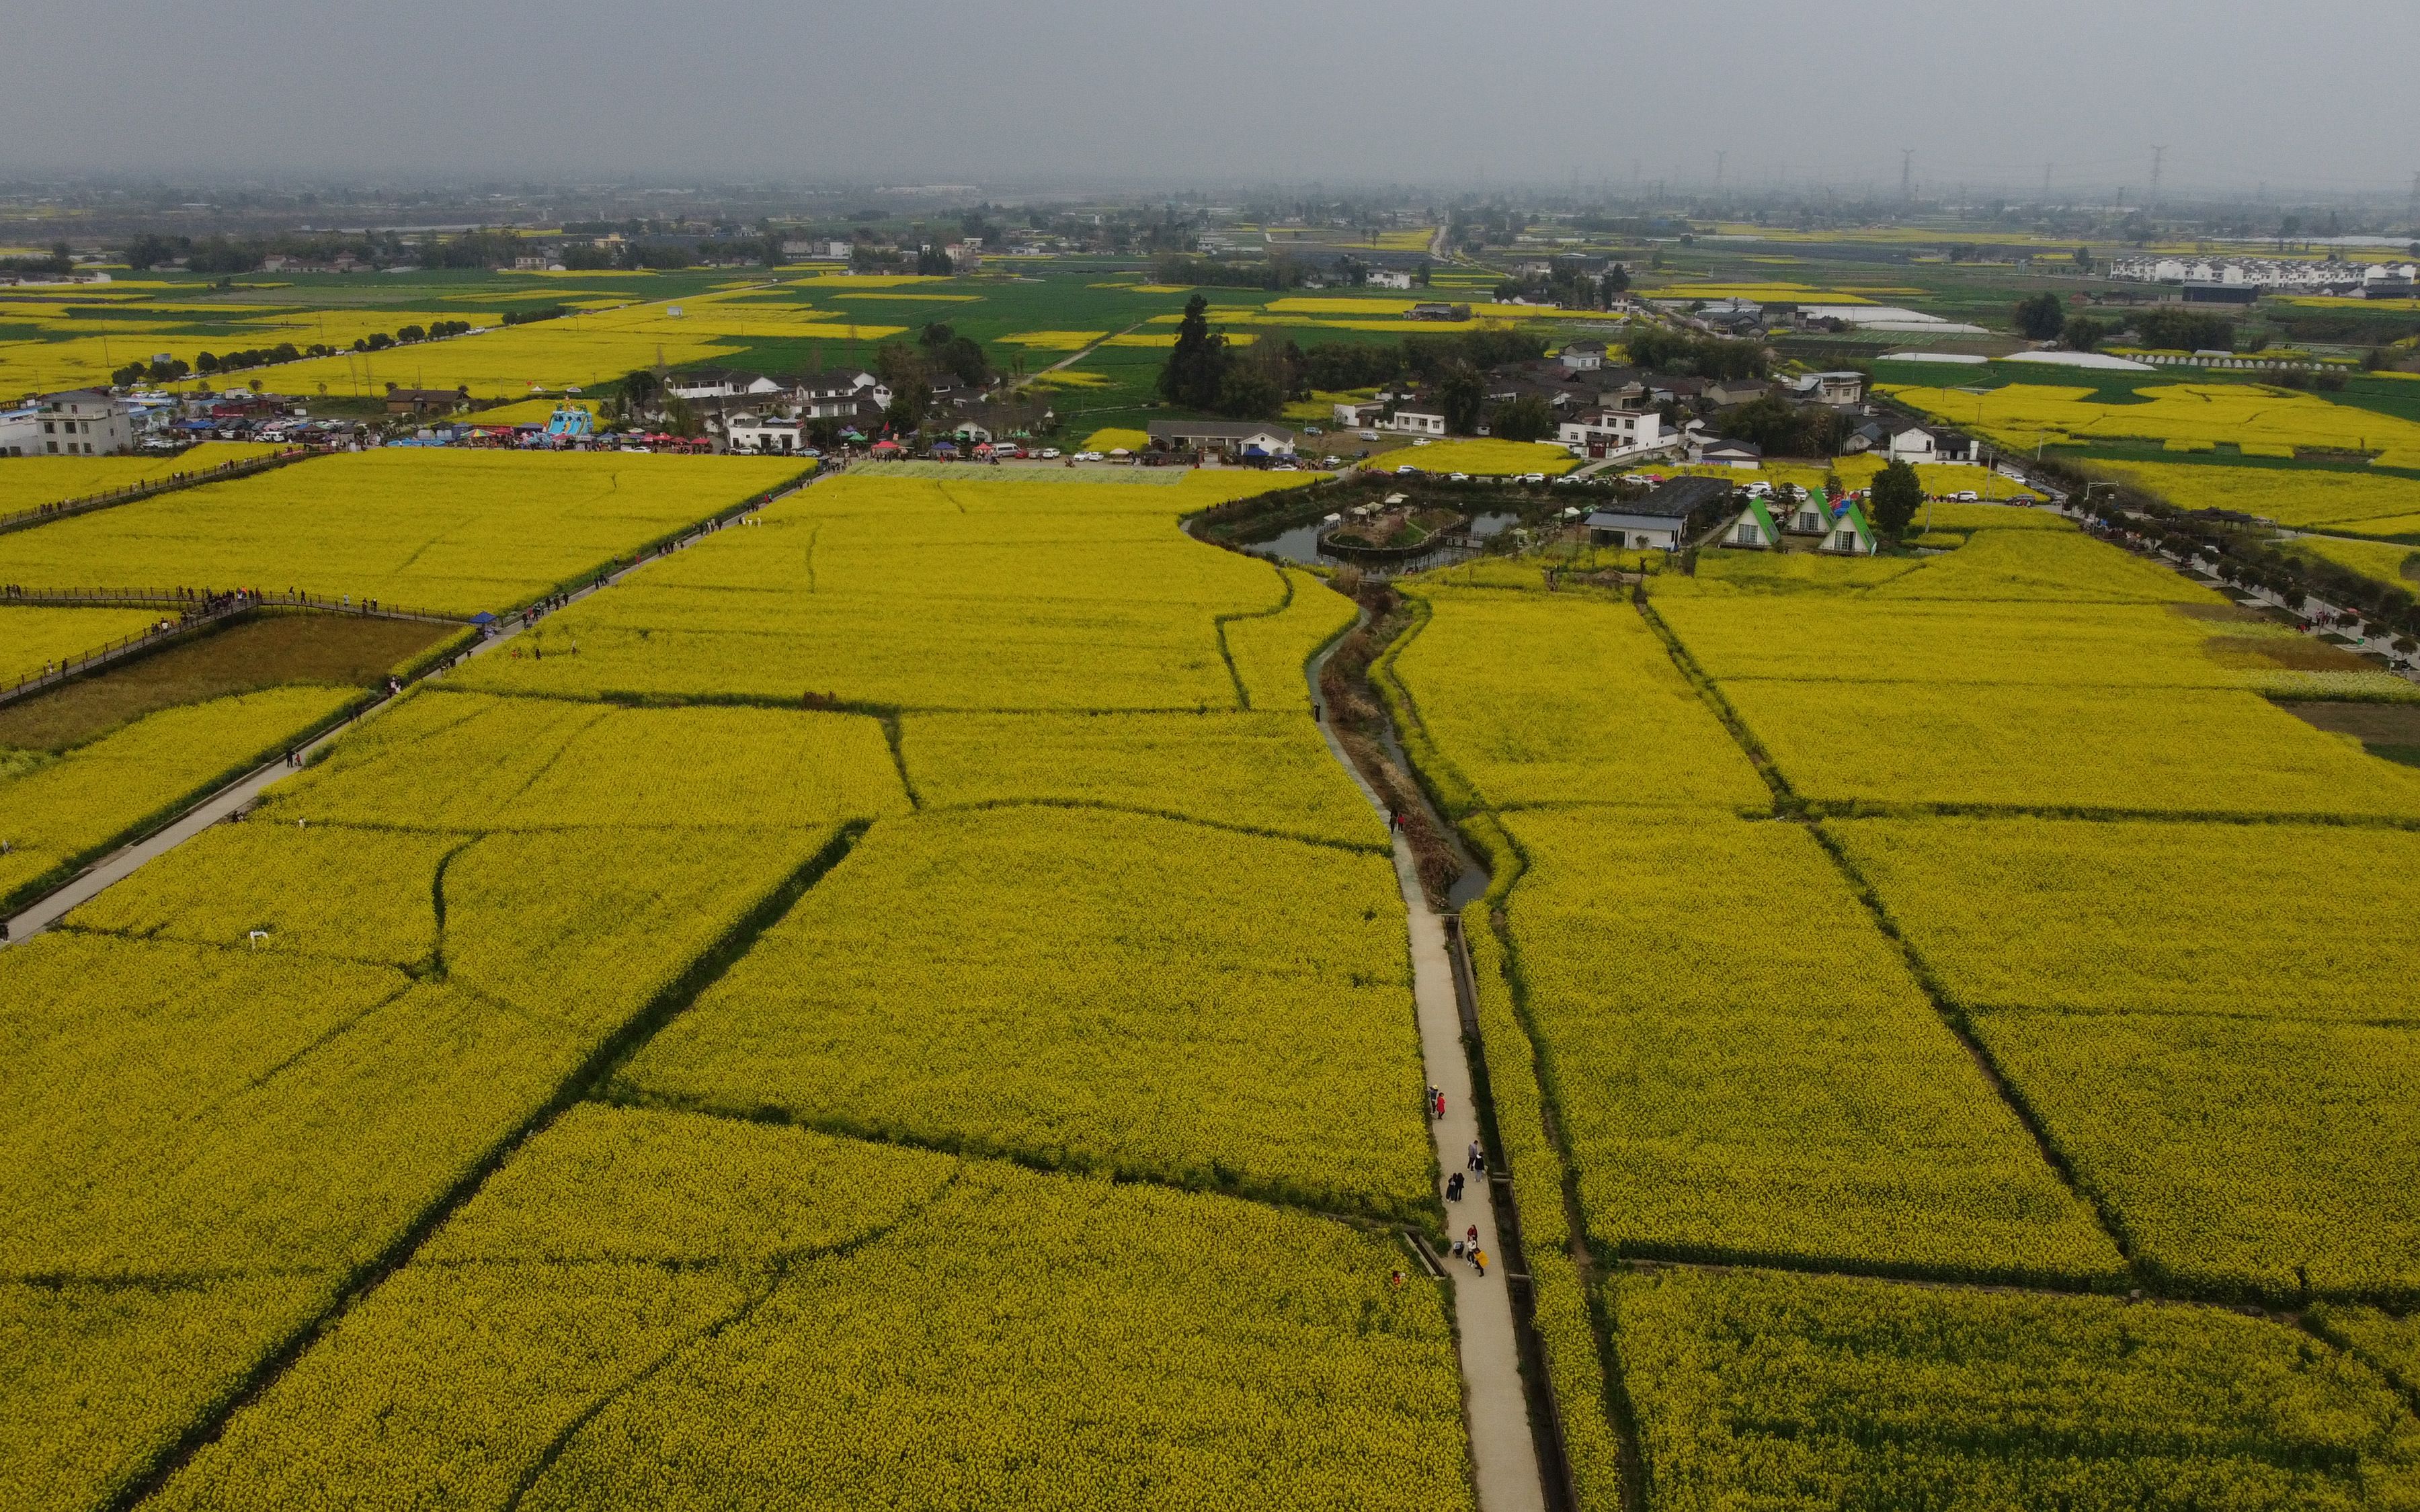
[1209,556,1296,712]
[106,820,873,1512]
[1635,591,2146,1284]
[496,1161,970,1511]
[592,1085,1422,1236]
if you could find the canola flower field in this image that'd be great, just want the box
[12,406,2420,1511]
[0,461,1476,1512]
[1886,378,2420,470]
[0,441,286,515]
[0,449,809,614]
[1377,501,2420,1507]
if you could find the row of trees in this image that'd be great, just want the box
[1161,298,1558,422]
[107,319,479,388]
[1620,325,1768,379]
[1494,262,1628,310]
[2015,293,2241,353]
[2040,456,2420,642]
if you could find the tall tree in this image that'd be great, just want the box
[1435,360,1486,434]
[1492,393,1554,442]
[1158,294,1229,410]
[1869,459,1923,540]
[2012,292,2066,341]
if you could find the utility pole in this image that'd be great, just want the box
[1900,149,1914,203]
[2150,145,2167,210]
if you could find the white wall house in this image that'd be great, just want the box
[1821,501,1878,555]
[35,390,130,455]
[1385,407,1447,436]
[1558,407,1668,460]
[1783,493,1834,535]
[723,413,805,454]
[1884,425,1972,463]
[0,405,38,457]
[1722,498,1783,549]
[1367,269,1414,290]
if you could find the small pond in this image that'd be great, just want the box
[1246,511,1526,575]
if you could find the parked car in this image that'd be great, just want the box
[1519,472,1546,485]
[1320,455,1344,467]
[1411,437,1432,447]
[1395,464,1420,475]
[1039,448,1060,459]
[1951,490,1980,502]
[1359,429,1380,441]
[1448,472,1470,482]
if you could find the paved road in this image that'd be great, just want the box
[1305,636,1547,1512]
[1,494,791,946]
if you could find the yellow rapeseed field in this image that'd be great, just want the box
[149,1105,1472,1512]
[0,605,169,682]
[1887,380,2420,468]
[1389,438,1576,476]
[0,450,809,614]
[0,442,286,515]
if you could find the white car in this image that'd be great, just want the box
[1320,456,1344,467]
[1039,448,1060,459]
[1396,464,1420,475]
[1074,450,1102,462]
[1448,472,1470,482]
[1359,429,1380,441]
[1412,437,1432,447]
[1520,472,1546,485]
[1952,491,1980,502]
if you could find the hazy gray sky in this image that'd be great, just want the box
[4,0,2413,196]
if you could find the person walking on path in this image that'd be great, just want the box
[1467,1138,1482,1172]
[1445,1171,1463,1202]
[1470,1246,1486,1277]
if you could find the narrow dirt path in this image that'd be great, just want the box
[1306,630,1547,1512]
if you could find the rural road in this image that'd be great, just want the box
[1305,628,1547,1512]
[1,488,803,945]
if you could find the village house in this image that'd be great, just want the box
[1689,436,1764,468]
[1557,407,1670,461]
[723,411,805,454]
[1883,424,1972,463]
[1721,496,1784,549]
[1558,339,1608,373]
[383,386,467,417]
[1702,376,1772,408]
[1820,499,1880,554]
[1782,490,1836,536]
[33,389,132,454]
[1786,370,1867,408]
[1383,404,1448,437]
[1145,419,1300,459]
[1585,474,1732,551]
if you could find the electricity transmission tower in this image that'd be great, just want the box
[2150,145,2167,208]
[1900,149,1914,202]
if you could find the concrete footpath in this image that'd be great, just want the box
[1397,835,1548,1512]
[1307,638,1546,1512]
